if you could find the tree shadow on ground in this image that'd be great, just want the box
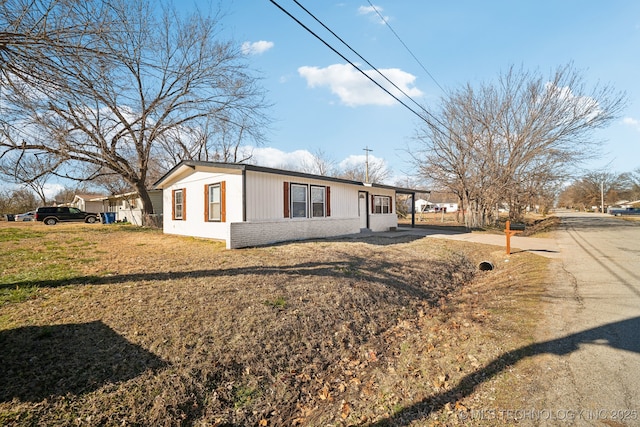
[0,321,167,402]
[367,316,640,426]
[0,255,472,308]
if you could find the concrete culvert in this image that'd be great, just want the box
[478,261,494,271]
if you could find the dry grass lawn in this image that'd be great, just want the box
[0,220,552,426]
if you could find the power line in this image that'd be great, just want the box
[267,0,449,132]
[290,0,428,116]
[365,0,446,94]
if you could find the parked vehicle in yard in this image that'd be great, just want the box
[14,211,35,221]
[34,207,99,225]
[608,207,640,216]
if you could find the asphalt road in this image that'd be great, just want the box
[533,211,640,426]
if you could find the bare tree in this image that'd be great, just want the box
[339,157,391,183]
[0,151,61,204]
[558,171,622,211]
[0,0,269,214]
[298,148,337,176]
[0,188,38,214]
[618,168,640,202]
[413,64,626,227]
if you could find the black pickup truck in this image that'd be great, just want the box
[35,207,99,225]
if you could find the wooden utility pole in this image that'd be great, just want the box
[363,146,373,183]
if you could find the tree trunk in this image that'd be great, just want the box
[134,182,154,215]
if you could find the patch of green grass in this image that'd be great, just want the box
[234,385,258,409]
[0,227,46,242]
[264,296,287,309]
[1,262,79,286]
[334,263,362,276]
[0,285,39,305]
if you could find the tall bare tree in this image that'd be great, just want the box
[298,148,337,176]
[0,0,269,214]
[339,157,391,184]
[413,64,626,227]
[0,151,61,204]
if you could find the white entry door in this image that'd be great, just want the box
[358,192,368,229]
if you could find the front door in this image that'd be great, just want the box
[358,192,368,229]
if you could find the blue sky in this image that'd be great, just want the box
[206,0,640,184]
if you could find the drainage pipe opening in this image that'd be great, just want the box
[478,261,494,271]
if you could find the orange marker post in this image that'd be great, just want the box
[504,220,523,255]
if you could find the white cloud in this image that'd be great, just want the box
[298,63,423,107]
[338,153,384,169]
[237,147,394,182]
[43,183,65,200]
[239,146,315,170]
[357,4,389,24]
[544,82,602,122]
[623,117,640,131]
[241,40,274,56]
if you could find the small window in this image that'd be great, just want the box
[173,189,184,220]
[208,184,221,221]
[311,186,325,217]
[291,184,307,218]
[374,195,391,214]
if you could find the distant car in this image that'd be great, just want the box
[609,207,640,216]
[14,211,35,221]
[34,207,99,225]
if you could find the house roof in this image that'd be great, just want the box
[73,194,107,202]
[153,161,429,195]
[87,189,162,202]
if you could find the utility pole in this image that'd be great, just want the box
[601,181,605,213]
[363,146,373,183]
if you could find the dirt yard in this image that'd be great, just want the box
[0,221,551,426]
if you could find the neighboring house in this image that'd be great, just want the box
[71,194,107,213]
[434,202,459,213]
[153,161,422,249]
[428,192,459,213]
[92,190,164,226]
[612,199,640,208]
[414,198,433,212]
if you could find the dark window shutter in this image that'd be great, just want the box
[204,184,209,222]
[283,182,290,218]
[390,196,393,213]
[172,189,176,220]
[182,188,186,220]
[326,186,331,217]
[221,181,226,222]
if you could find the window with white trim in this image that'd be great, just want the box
[311,186,325,217]
[374,195,391,214]
[291,184,307,218]
[208,183,221,221]
[173,189,184,220]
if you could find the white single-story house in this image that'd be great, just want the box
[153,161,423,249]
[414,198,432,212]
[434,202,459,213]
[91,190,164,225]
[71,194,107,213]
[413,199,459,213]
[71,190,163,225]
